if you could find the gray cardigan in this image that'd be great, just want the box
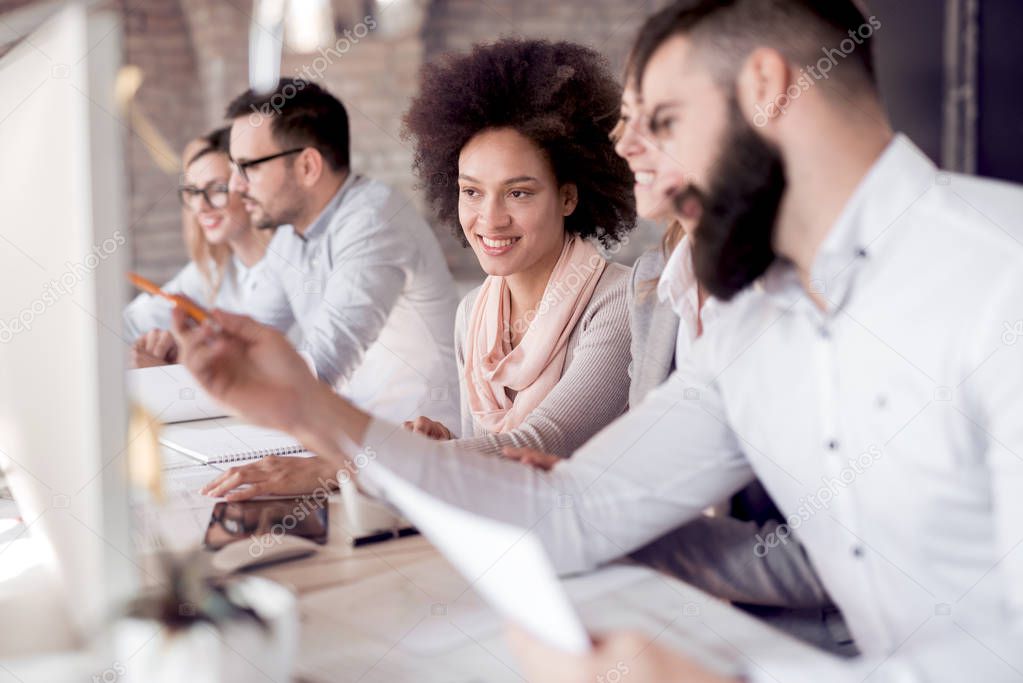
[452,263,631,458]
[627,248,680,406]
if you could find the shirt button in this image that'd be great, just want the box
[827,440,839,451]
[818,326,831,339]
[875,395,888,409]
[852,545,865,558]
[855,247,868,259]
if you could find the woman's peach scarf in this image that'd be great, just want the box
[464,236,606,433]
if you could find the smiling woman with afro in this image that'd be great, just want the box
[403,38,636,249]
[398,38,639,466]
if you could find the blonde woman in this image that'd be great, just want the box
[125,127,278,367]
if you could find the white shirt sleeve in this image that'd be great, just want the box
[240,242,297,333]
[122,262,209,341]
[360,349,756,575]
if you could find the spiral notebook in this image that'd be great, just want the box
[159,417,309,464]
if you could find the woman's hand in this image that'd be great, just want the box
[199,455,340,501]
[501,446,562,471]
[131,329,178,368]
[506,626,738,683]
[402,416,454,441]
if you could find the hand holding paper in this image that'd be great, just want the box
[363,460,591,654]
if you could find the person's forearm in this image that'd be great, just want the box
[355,367,754,575]
[293,382,372,466]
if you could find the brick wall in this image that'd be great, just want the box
[423,0,656,72]
[120,0,205,284]
[2,0,666,285]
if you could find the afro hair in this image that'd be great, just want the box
[403,38,637,248]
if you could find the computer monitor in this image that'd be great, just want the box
[0,0,134,662]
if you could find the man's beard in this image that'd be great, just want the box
[248,195,298,231]
[255,211,277,230]
[673,102,786,301]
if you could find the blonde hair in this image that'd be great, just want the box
[180,137,229,303]
[179,128,270,304]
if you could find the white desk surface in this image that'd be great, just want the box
[143,450,820,682]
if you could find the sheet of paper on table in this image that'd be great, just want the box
[363,461,591,654]
[127,364,227,424]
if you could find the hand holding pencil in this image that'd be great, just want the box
[127,271,210,324]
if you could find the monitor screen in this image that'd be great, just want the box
[0,0,133,657]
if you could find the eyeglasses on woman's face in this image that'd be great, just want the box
[177,180,230,212]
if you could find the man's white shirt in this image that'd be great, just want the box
[250,173,461,429]
[360,136,1023,681]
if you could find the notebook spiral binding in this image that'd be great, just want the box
[219,444,308,463]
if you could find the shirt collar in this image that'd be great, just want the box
[231,254,263,280]
[230,254,246,277]
[761,134,936,311]
[657,236,719,339]
[657,236,697,311]
[299,172,360,242]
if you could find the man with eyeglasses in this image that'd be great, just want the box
[124,126,289,365]
[223,78,460,431]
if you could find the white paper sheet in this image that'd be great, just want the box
[127,364,227,424]
[363,461,591,654]
[398,563,652,655]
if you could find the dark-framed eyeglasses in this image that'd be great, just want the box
[229,148,305,182]
[177,181,230,212]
